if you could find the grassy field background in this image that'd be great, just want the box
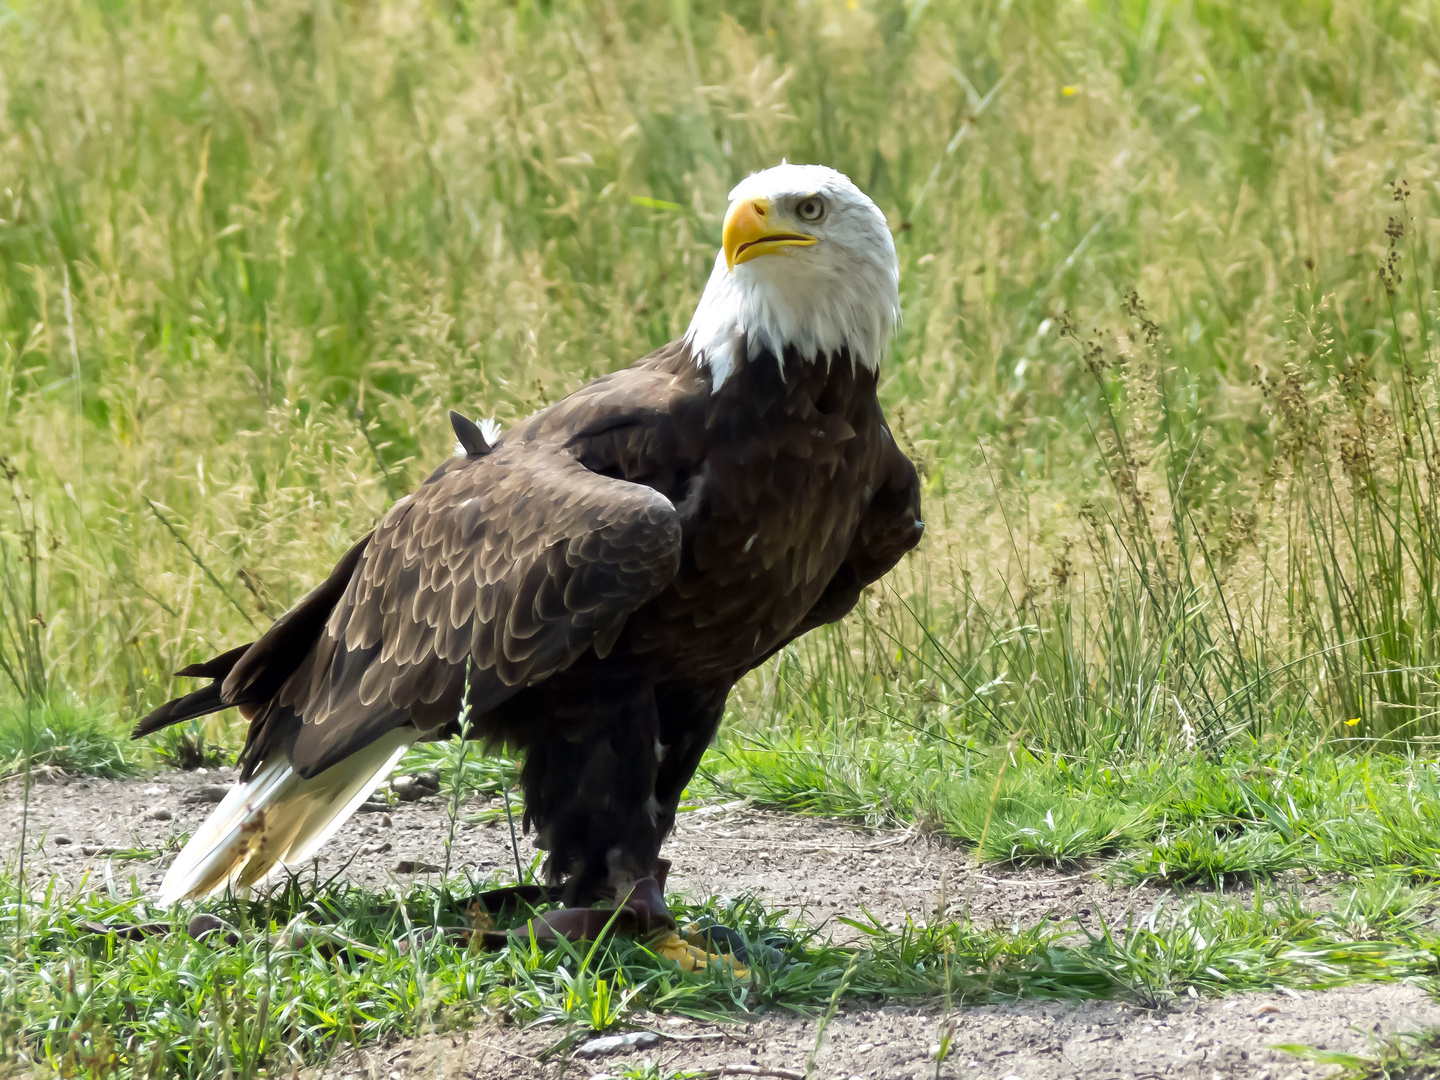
[0,0,1434,771]
[6,0,1440,1075]
[2,0,1439,760]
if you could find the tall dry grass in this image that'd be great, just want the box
[1,0,1439,759]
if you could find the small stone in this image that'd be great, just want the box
[82,845,120,856]
[144,807,173,821]
[188,785,231,804]
[391,773,441,802]
[143,785,164,796]
[52,835,72,845]
[360,841,392,856]
[380,813,393,827]
[575,1031,659,1057]
[394,859,441,874]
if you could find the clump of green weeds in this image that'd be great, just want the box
[706,727,1440,886]
[1278,1029,1440,1078]
[0,695,135,779]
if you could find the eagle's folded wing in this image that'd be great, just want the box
[230,447,683,780]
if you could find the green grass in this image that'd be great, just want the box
[1,0,1440,749]
[6,871,1440,1080]
[705,726,1440,883]
[1279,1031,1440,1078]
[0,696,137,779]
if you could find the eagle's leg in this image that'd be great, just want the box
[518,681,675,937]
[651,682,729,845]
[513,686,751,962]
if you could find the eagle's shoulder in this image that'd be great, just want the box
[512,340,704,442]
[464,340,708,501]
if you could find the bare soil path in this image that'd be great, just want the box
[1,768,1167,933]
[5,769,1437,1079]
[317,985,1440,1080]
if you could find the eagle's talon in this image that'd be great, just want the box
[683,920,749,959]
[682,919,789,968]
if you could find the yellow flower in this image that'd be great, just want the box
[1345,717,1361,727]
[1061,85,1079,97]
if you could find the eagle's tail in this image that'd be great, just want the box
[159,727,414,904]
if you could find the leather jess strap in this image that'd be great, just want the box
[477,869,675,951]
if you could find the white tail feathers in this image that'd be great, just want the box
[158,728,414,904]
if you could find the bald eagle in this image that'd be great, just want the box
[135,164,923,935]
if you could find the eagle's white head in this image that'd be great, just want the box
[684,163,900,390]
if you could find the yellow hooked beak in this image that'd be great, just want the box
[723,197,818,271]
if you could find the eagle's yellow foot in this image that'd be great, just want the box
[652,929,752,979]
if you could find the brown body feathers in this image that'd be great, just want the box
[136,338,922,903]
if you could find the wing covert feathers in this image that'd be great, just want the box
[157,727,413,904]
[143,381,686,869]
[283,450,682,769]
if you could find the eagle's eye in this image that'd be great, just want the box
[796,196,826,223]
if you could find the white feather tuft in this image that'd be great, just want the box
[157,728,413,904]
[454,418,501,456]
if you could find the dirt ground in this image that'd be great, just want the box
[0,767,1174,934]
[5,768,1438,1079]
[318,984,1440,1080]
